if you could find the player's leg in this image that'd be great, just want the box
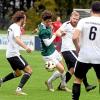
[92,64,100,94]
[45,70,61,92]
[45,62,65,92]
[72,62,91,100]
[0,69,22,84]
[44,50,65,92]
[57,51,76,92]
[16,55,32,95]
[83,75,96,92]
[45,71,61,92]
[0,57,22,86]
[63,51,77,83]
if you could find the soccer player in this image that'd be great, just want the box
[38,10,66,92]
[52,16,62,52]
[0,11,32,95]
[72,1,100,100]
[56,11,96,92]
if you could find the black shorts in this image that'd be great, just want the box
[74,61,100,80]
[7,55,28,71]
[62,50,78,70]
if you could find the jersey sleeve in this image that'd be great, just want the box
[59,22,68,34]
[40,30,50,39]
[13,26,21,37]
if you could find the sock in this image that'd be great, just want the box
[2,72,17,82]
[72,83,81,100]
[48,71,61,83]
[18,73,31,88]
[65,71,72,83]
[83,76,89,87]
[60,72,66,87]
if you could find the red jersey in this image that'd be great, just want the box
[52,21,62,42]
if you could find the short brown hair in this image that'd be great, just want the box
[41,10,52,21]
[12,11,25,22]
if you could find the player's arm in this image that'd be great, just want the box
[43,34,56,46]
[73,19,83,53]
[55,28,66,37]
[15,36,32,53]
[72,29,80,53]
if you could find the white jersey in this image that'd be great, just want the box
[59,21,76,52]
[76,16,100,64]
[6,23,21,58]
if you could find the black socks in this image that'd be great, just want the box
[72,83,81,100]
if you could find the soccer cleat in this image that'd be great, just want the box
[85,85,96,92]
[45,81,54,92]
[57,84,72,92]
[16,90,27,95]
[16,87,27,95]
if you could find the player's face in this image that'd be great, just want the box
[45,19,52,27]
[70,16,79,27]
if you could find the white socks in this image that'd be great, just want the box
[60,72,66,87]
[48,71,61,83]
[48,70,66,88]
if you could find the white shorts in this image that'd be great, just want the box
[43,50,62,65]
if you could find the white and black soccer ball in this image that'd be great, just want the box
[44,61,56,72]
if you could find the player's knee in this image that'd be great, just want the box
[24,65,33,75]
[15,71,22,77]
[28,68,32,75]
[74,77,82,84]
[69,68,74,75]
[59,67,65,74]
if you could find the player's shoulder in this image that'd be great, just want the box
[8,23,20,32]
[79,17,90,22]
[38,23,46,30]
[61,21,70,27]
[63,21,70,25]
[38,23,48,36]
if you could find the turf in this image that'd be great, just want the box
[0,50,99,100]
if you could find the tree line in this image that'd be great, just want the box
[0,0,97,30]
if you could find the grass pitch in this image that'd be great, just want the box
[0,50,99,100]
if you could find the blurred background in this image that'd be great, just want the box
[0,0,97,32]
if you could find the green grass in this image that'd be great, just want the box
[0,50,99,100]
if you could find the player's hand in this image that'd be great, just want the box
[26,47,32,53]
[55,30,67,37]
[55,31,62,37]
[61,32,66,37]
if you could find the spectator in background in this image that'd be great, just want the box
[52,16,62,52]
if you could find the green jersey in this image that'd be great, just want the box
[38,23,55,56]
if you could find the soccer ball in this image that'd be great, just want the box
[44,61,56,72]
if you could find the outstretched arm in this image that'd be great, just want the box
[15,36,32,53]
[72,29,80,53]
